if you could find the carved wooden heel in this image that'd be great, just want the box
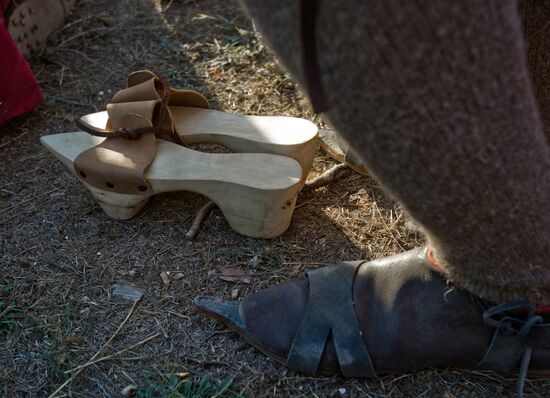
[219,193,298,238]
[179,180,299,239]
[87,185,150,220]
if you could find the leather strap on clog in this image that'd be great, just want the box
[286,261,376,377]
[74,114,156,194]
[127,70,210,109]
[73,71,204,194]
[108,74,183,145]
[75,72,178,142]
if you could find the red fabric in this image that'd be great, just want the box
[1,0,11,12]
[0,1,43,126]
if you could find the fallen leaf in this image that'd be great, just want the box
[192,13,214,21]
[112,282,144,301]
[212,68,223,78]
[235,26,249,36]
[160,271,171,285]
[172,272,185,280]
[248,254,260,268]
[64,335,83,344]
[217,267,252,284]
[121,385,138,398]
[231,288,240,299]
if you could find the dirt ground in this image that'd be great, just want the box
[0,0,548,397]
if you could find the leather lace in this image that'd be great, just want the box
[478,300,545,398]
[74,119,174,140]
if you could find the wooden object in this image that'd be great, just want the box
[7,0,78,57]
[185,201,217,240]
[41,132,302,238]
[304,163,352,190]
[82,109,318,182]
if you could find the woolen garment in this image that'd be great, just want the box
[240,0,550,305]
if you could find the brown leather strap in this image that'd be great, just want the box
[73,70,211,194]
[74,72,178,194]
[155,75,184,145]
[127,70,211,109]
[74,114,156,194]
[108,75,184,145]
[75,115,174,140]
[287,261,375,376]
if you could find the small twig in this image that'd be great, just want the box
[166,310,190,321]
[52,21,126,49]
[372,198,405,252]
[0,305,14,322]
[92,298,142,356]
[185,201,217,239]
[48,298,141,398]
[294,197,316,209]
[185,357,231,368]
[52,12,110,35]
[0,188,59,216]
[48,48,101,67]
[64,333,160,374]
[304,163,352,190]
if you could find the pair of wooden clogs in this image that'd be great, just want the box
[41,71,318,238]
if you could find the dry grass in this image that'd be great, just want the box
[0,0,548,397]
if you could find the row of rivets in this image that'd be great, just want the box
[78,170,148,192]
[11,6,32,26]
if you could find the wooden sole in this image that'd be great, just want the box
[7,0,76,57]
[41,132,302,238]
[82,108,318,181]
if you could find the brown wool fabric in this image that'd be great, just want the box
[519,0,550,138]
[241,0,550,305]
